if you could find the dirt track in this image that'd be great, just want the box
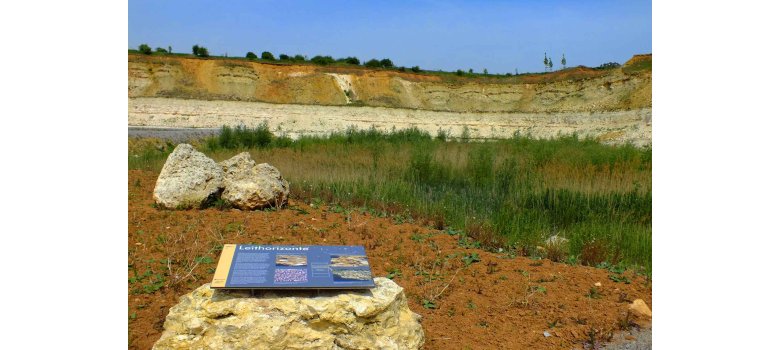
[129,97,652,146]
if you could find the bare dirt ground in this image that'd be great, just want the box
[128,170,651,350]
[128,97,652,146]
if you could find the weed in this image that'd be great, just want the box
[195,256,214,264]
[290,206,310,215]
[580,240,609,266]
[609,274,631,284]
[586,286,602,299]
[461,253,481,267]
[547,318,562,329]
[535,275,557,283]
[211,198,233,211]
[543,236,569,262]
[422,299,437,309]
[386,268,403,280]
[617,312,634,330]
[617,292,631,303]
[410,232,430,243]
[467,300,477,310]
[486,261,499,274]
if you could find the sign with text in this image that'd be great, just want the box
[211,245,375,289]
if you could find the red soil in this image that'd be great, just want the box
[128,170,651,349]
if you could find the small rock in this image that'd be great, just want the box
[594,282,602,287]
[543,331,551,338]
[628,299,652,328]
[629,299,652,317]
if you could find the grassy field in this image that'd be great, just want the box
[130,126,651,273]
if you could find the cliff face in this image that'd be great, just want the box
[128,54,651,113]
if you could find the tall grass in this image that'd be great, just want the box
[129,126,652,273]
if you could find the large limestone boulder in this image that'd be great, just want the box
[219,152,289,210]
[153,144,223,209]
[153,278,425,350]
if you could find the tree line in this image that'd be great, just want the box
[135,43,621,75]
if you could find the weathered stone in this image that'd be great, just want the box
[153,144,223,209]
[153,278,425,350]
[629,299,652,328]
[220,153,289,210]
[219,152,255,178]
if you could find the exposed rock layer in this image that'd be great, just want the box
[129,54,651,114]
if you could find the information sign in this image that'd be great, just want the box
[211,244,375,289]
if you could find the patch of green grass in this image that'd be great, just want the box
[130,127,651,271]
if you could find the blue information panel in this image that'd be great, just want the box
[211,244,375,289]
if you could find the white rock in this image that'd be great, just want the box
[220,153,289,210]
[153,278,425,350]
[153,144,223,209]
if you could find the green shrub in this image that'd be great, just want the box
[261,51,275,60]
[279,54,290,60]
[138,44,152,55]
[246,52,257,59]
[192,45,209,57]
[311,55,335,65]
[341,57,360,65]
[155,47,167,53]
[364,59,382,68]
[411,66,421,73]
[595,62,620,70]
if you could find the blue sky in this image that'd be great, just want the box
[129,0,651,74]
